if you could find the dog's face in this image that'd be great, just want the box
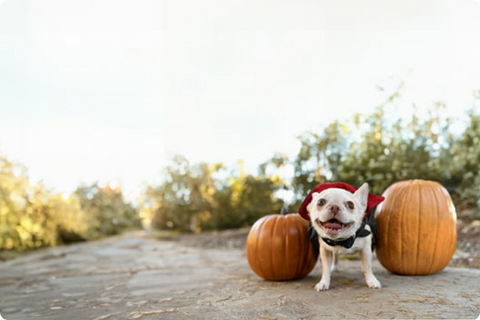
[307,183,369,240]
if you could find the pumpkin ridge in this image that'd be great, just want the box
[293,216,304,278]
[276,215,288,280]
[428,184,440,275]
[398,182,408,274]
[434,184,456,274]
[386,183,407,270]
[269,216,279,280]
[254,217,268,279]
[404,181,417,273]
[437,183,452,273]
[380,186,393,269]
[415,180,421,274]
[397,182,411,274]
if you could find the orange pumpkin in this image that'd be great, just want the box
[376,180,457,275]
[246,212,318,281]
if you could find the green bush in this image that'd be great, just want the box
[2,87,479,245]
[286,92,479,214]
[75,183,141,238]
[0,157,140,252]
[451,110,480,217]
[0,159,60,251]
[144,156,284,232]
[145,89,480,231]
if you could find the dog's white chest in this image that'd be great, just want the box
[321,236,367,254]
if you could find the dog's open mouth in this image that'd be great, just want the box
[316,218,353,231]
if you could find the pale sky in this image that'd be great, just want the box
[1,0,480,199]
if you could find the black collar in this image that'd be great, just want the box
[321,221,371,249]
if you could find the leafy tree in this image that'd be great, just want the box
[0,158,54,250]
[1,156,140,251]
[203,168,284,230]
[75,183,140,238]
[0,158,87,251]
[337,104,452,194]
[145,87,480,230]
[145,156,284,232]
[288,85,459,209]
[292,121,349,201]
[3,85,480,245]
[144,156,217,232]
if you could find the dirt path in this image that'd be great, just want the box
[0,231,479,320]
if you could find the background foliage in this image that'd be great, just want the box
[1,88,480,251]
[145,87,480,231]
[142,156,284,232]
[0,158,139,252]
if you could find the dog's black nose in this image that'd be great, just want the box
[330,205,340,214]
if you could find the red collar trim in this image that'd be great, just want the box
[298,182,385,221]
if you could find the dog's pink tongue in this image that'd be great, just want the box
[324,222,342,229]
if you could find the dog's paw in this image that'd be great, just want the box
[366,278,381,289]
[314,281,330,291]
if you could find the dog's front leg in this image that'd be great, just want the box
[331,253,338,272]
[314,244,333,291]
[361,236,381,289]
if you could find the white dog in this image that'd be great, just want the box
[306,183,381,291]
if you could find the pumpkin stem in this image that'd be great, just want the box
[280,207,289,215]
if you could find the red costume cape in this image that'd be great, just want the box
[298,182,385,221]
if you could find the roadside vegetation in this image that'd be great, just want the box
[1,85,479,253]
[146,86,480,232]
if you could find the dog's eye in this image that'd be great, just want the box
[346,201,355,210]
[318,198,326,206]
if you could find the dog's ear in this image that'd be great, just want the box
[306,192,320,213]
[354,183,369,211]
